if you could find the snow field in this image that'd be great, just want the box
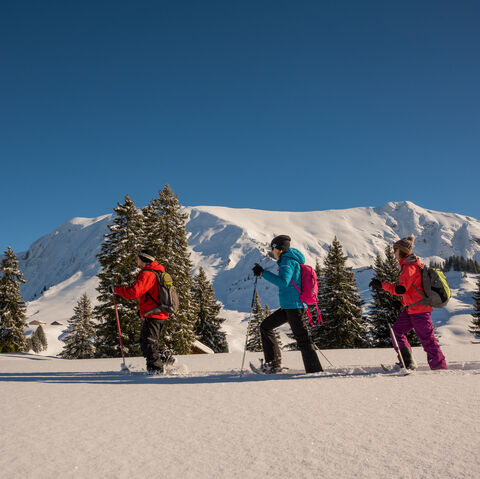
[1,347,479,479]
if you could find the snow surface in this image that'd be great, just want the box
[1,346,479,479]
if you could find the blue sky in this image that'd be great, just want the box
[1,1,480,253]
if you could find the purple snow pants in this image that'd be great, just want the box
[391,310,448,370]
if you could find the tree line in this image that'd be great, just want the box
[1,190,480,355]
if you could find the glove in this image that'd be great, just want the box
[252,263,264,277]
[369,279,382,291]
[109,284,117,294]
[395,285,406,295]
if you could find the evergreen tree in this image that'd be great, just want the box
[470,277,480,338]
[369,247,403,347]
[61,293,97,359]
[31,331,42,353]
[312,237,366,349]
[142,185,196,354]
[246,291,264,352]
[0,247,28,353]
[192,267,228,353]
[94,195,145,358]
[35,325,48,351]
[368,246,420,347]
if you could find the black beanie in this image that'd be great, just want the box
[138,249,156,264]
[270,235,291,252]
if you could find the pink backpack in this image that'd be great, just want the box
[291,264,323,326]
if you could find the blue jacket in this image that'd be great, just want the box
[262,248,305,309]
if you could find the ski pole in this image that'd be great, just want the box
[240,277,258,375]
[113,293,128,371]
[388,322,407,370]
[304,312,334,368]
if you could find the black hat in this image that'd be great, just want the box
[270,235,291,252]
[138,249,156,264]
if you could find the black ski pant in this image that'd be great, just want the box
[260,308,323,373]
[140,318,166,370]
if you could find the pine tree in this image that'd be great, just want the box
[192,267,228,353]
[35,325,48,351]
[61,293,97,359]
[369,247,403,347]
[142,185,196,354]
[368,246,421,347]
[94,195,145,358]
[246,291,264,352]
[31,331,42,353]
[470,277,480,339]
[312,237,366,349]
[0,247,28,353]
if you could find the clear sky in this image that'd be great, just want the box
[1,0,479,253]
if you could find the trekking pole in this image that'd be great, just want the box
[304,311,334,368]
[388,322,407,370]
[113,293,129,372]
[314,345,334,368]
[240,277,258,375]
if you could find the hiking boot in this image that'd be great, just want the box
[399,347,418,370]
[262,360,283,374]
[147,364,165,375]
[160,350,176,366]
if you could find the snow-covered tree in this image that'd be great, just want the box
[95,195,145,358]
[142,185,196,354]
[0,247,27,353]
[470,277,480,339]
[31,331,42,353]
[368,247,402,347]
[369,246,420,347]
[192,267,228,353]
[246,291,264,352]
[312,237,366,349]
[35,325,48,351]
[61,293,96,359]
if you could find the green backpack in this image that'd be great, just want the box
[409,266,451,308]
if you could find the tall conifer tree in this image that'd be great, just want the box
[61,293,96,359]
[142,185,195,354]
[313,237,366,349]
[35,325,48,351]
[95,195,144,357]
[192,267,228,353]
[0,247,27,353]
[470,277,480,338]
[368,246,420,347]
[246,291,264,352]
[369,247,403,347]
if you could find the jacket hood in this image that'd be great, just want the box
[401,254,418,264]
[142,260,165,273]
[281,248,305,265]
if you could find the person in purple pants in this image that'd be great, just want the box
[369,236,448,370]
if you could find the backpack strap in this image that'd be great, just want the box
[143,269,163,307]
[290,279,323,326]
[401,265,426,309]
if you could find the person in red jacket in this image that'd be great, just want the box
[111,250,172,374]
[369,236,447,370]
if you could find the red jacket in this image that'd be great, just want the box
[114,261,169,320]
[382,254,433,314]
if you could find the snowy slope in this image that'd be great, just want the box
[12,201,480,355]
[1,346,479,479]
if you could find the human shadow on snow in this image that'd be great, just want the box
[1,362,479,385]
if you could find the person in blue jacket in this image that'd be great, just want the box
[252,235,323,374]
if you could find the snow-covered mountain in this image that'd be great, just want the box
[18,200,480,306]
[13,200,480,353]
